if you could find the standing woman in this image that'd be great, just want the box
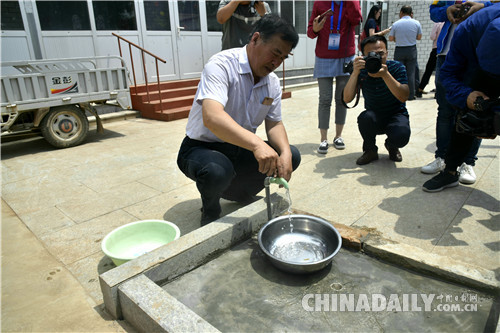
[307,1,362,154]
[363,5,391,37]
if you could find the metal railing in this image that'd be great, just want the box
[112,33,167,111]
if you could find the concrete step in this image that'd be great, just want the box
[275,67,314,79]
[139,106,191,122]
[131,86,197,103]
[131,78,200,94]
[280,74,315,87]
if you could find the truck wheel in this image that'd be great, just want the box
[40,105,89,148]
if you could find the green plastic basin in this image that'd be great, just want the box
[101,220,181,266]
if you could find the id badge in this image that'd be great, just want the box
[328,33,340,50]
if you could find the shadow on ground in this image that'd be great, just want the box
[1,130,126,160]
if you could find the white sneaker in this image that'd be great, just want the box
[421,157,445,174]
[333,137,345,150]
[317,140,329,154]
[458,163,476,184]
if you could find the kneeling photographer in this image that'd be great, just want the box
[343,35,411,165]
[423,4,500,192]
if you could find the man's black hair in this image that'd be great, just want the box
[400,5,413,16]
[250,13,299,49]
[361,35,388,54]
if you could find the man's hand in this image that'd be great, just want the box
[368,63,389,78]
[462,1,485,20]
[352,56,365,75]
[446,4,464,24]
[312,14,327,33]
[467,90,489,110]
[447,2,484,24]
[253,141,280,177]
[254,1,267,16]
[277,151,293,182]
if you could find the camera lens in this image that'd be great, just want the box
[365,52,382,74]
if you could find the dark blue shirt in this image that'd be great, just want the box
[364,18,379,36]
[359,60,408,115]
[440,4,500,110]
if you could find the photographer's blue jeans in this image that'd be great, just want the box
[177,136,301,218]
[435,56,481,165]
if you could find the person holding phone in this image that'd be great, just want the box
[217,0,271,50]
[307,1,362,154]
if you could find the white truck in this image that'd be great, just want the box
[1,56,131,148]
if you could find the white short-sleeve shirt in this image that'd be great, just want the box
[185,47,282,142]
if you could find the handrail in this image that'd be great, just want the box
[112,33,167,112]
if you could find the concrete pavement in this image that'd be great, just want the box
[2,82,499,331]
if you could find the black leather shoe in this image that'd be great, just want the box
[200,207,221,226]
[201,212,220,226]
[356,150,379,165]
[385,142,402,162]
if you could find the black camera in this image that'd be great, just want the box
[364,52,382,74]
[249,1,259,14]
[343,61,353,74]
[343,51,382,74]
[456,96,500,137]
[454,3,471,19]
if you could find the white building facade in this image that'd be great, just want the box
[1,1,434,84]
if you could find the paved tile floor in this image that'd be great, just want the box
[2,83,499,331]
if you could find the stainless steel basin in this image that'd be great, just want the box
[258,214,342,274]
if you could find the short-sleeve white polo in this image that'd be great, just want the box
[185,47,282,142]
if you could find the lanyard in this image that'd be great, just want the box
[330,1,343,33]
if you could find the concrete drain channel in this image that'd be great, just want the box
[99,193,499,332]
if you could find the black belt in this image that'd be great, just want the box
[395,45,417,49]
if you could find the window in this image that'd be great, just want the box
[280,1,293,26]
[36,1,90,31]
[295,1,307,34]
[206,1,221,32]
[1,1,24,31]
[93,1,137,31]
[308,0,314,25]
[144,1,170,31]
[177,1,200,32]
[267,1,279,15]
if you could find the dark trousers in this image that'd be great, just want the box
[444,130,476,172]
[394,45,418,99]
[419,48,437,91]
[177,136,301,217]
[435,56,481,164]
[357,110,411,152]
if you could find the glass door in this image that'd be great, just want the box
[171,0,204,79]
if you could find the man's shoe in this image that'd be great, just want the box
[200,207,221,226]
[416,91,423,98]
[356,150,379,165]
[422,171,459,192]
[333,137,345,150]
[317,140,329,154]
[458,163,476,184]
[421,157,445,174]
[385,142,402,162]
[201,211,220,226]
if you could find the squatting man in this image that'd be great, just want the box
[177,14,301,225]
[343,35,411,166]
